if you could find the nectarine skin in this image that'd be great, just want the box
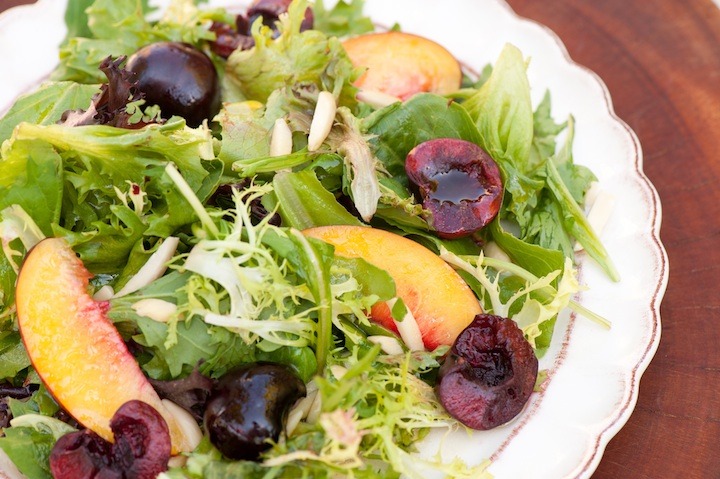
[15,238,191,453]
[303,225,482,349]
[343,31,462,100]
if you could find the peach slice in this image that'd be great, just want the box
[343,31,462,100]
[303,225,482,349]
[15,238,193,453]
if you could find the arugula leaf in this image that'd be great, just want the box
[489,220,564,279]
[530,90,566,168]
[332,256,395,301]
[133,315,254,379]
[0,332,30,381]
[0,426,54,479]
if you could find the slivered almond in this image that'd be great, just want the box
[356,89,401,108]
[161,399,203,453]
[306,389,323,424]
[307,91,336,151]
[93,285,115,301]
[329,364,348,380]
[113,237,180,298]
[270,117,293,157]
[368,335,404,355]
[387,298,425,351]
[286,389,318,435]
[131,298,177,323]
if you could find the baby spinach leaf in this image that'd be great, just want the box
[364,93,482,183]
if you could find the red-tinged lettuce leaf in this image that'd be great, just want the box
[60,56,160,129]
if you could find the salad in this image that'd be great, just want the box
[0,0,619,478]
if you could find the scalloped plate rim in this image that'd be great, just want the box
[0,1,667,478]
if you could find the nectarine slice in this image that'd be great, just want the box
[15,238,193,453]
[343,31,462,100]
[303,225,482,349]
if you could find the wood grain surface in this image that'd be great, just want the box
[0,0,719,478]
[507,1,720,478]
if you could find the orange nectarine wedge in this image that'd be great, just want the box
[303,225,482,349]
[343,31,462,100]
[15,238,193,453]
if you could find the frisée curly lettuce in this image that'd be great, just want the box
[0,0,616,478]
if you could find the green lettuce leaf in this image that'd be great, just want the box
[273,170,363,229]
[463,43,533,170]
[225,0,359,105]
[312,0,374,38]
[0,82,99,143]
[53,0,224,84]
[364,93,483,182]
[0,332,30,380]
[1,118,217,272]
[0,427,54,479]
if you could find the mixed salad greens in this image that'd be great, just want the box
[0,0,617,478]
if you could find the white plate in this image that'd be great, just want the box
[0,1,668,478]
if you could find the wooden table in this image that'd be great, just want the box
[1,0,719,477]
[507,1,720,478]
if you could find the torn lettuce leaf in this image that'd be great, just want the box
[0,82,100,143]
[312,0,374,38]
[53,0,229,84]
[225,0,360,106]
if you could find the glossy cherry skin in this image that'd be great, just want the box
[204,362,306,460]
[126,42,221,127]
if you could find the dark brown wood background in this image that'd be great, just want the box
[506,2,720,478]
[1,0,719,477]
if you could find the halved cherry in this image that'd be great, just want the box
[405,138,503,239]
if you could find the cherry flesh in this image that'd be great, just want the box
[405,138,503,239]
[49,400,171,479]
[437,314,538,430]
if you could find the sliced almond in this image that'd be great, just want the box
[113,237,180,298]
[368,335,404,355]
[270,117,293,157]
[307,91,336,152]
[161,399,203,453]
[356,89,401,109]
[131,298,178,323]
